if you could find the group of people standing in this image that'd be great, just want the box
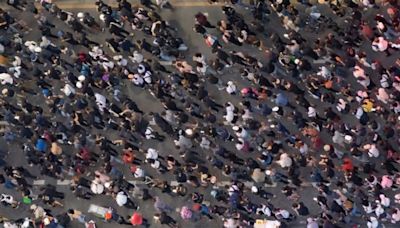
[0,0,400,228]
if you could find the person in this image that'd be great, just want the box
[1,0,400,227]
[67,209,86,224]
[154,212,177,227]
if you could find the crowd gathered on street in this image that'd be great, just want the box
[0,0,400,227]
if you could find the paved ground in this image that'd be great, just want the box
[0,0,399,228]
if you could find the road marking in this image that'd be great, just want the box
[33,180,46,185]
[57,180,72,185]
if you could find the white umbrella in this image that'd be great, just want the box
[116,192,127,206]
[90,182,104,194]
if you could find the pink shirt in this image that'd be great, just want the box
[381,175,393,189]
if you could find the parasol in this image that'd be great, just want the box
[116,192,127,206]
[180,206,192,220]
[130,212,143,226]
[90,182,104,195]
[0,73,13,85]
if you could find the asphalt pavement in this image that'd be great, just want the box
[0,0,399,228]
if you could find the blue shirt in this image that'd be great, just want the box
[4,179,16,189]
[275,93,288,106]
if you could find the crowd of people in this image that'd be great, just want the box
[0,0,400,227]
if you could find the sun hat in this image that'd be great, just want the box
[185,129,194,136]
[78,75,86,81]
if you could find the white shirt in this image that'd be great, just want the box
[95,93,106,112]
[200,137,210,150]
[134,167,144,178]
[143,71,152,84]
[278,209,290,218]
[146,148,158,160]
[116,192,127,206]
[372,37,388,52]
[226,82,236,94]
[318,66,331,79]
[62,84,75,96]
[308,107,316,118]
[242,109,253,121]
[1,194,14,204]
[299,143,309,155]
[368,144,379,158]
[363,203,374,214]
[151,160,160,169]
[132,74,144,86]
[355,107,364,119]
[380,195,390,207]
[131,51,144,63]
[256,205,271,216]
[225,111,234,123]
[193,55,205,64]
[392,209,400,223]
[367,217,379,228]
[375,205,384,217]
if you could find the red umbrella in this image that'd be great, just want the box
[130,212,143,226]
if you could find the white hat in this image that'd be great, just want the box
[104,182,112,188]
[210,176,217,184]
[185,129,193,136]
[272,106,280,112]
[43,218,50,225]
[344,135,352,142]
[78,75,86,81]
[265,170,271,175]
[232,126,240,131]
[76,81,83,88]
[113,55,123,61]
[34,47,42,53]
[377,22,385,30]
[323,144,331,151]
[24,41,36,47]
[364,144,372,150]
[251,186,258,193]
[1,88,8,95]
[227,81,234,85]
[99,14,106,21]
[294,59,300,64]
[77,12,84,18]
[119,59,128,66]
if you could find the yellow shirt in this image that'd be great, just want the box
[362,99,373,112]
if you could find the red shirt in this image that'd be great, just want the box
[342,159,353,172]
[80,147,91,161]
